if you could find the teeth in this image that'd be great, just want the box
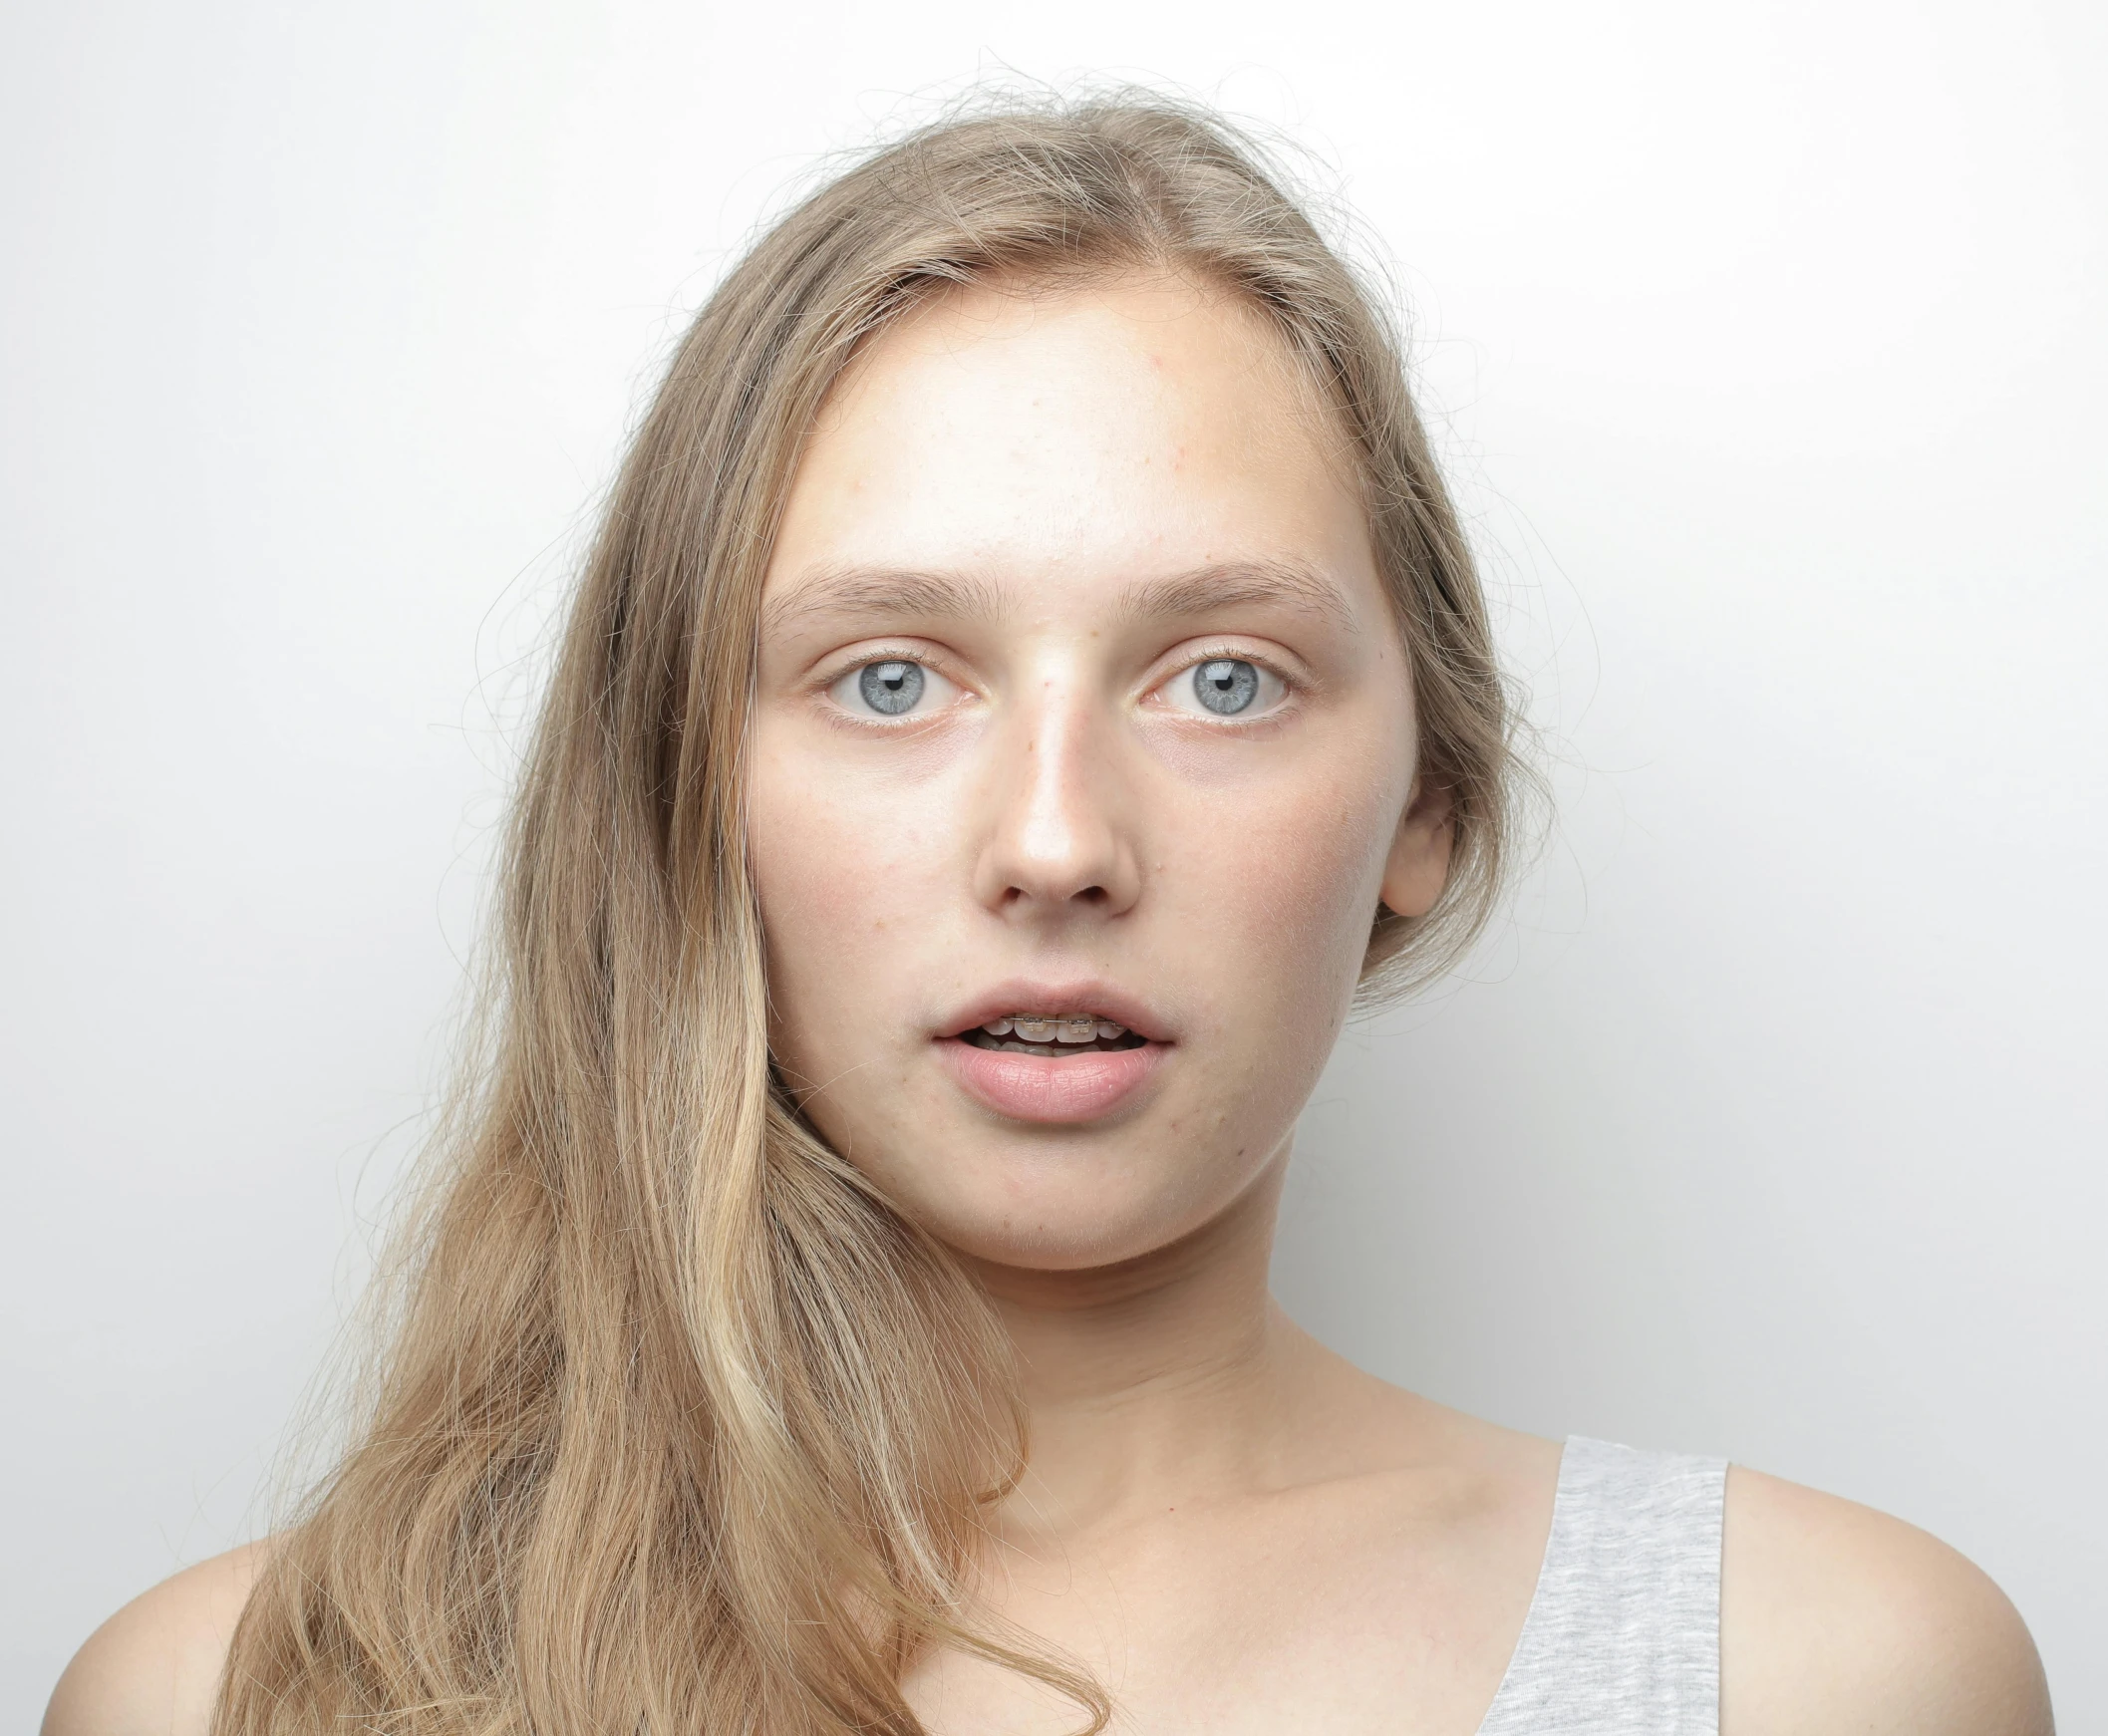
[980,1013,1130,1043]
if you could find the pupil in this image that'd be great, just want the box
[859,660,924,716]
[1194,658,1258,716]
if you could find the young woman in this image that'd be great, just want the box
[48,99,2051,1736]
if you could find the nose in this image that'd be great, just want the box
[970,678,1143,923]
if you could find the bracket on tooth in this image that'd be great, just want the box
[980,1014,1131,1044]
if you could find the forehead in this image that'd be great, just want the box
[764,273,1375,607]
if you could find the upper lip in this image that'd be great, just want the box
[939,978,1172,1043]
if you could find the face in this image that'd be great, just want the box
[749,274,1450,1274]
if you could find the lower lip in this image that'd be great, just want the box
[936,1035,1167,1124]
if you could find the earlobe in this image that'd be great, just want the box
[1378,776,1455,920]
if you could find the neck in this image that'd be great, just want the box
[965,1144,1317,1537]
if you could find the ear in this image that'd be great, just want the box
[1379,774,1454,920]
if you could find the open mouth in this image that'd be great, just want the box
[938,1004,1166,1123]
[954,1015,1152,1058]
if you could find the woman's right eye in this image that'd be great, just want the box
[827,658,958,720]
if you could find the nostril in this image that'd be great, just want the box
[1001,883,1107,906]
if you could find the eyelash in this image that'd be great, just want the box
[1158,644,1301,718]
[812,643,1301,719]
[815,643,958,691]
[1173,642,1292,682]
[805,644,965,731]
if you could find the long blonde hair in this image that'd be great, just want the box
[214,95,1523,1736]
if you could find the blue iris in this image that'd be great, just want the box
[1193,659,1258,715]
[860,660,924,716]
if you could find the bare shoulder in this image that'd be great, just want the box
[1721,1465,2052,1736]
[42,1543,269,1736]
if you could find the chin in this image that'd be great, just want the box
[941,1218,1173,1275]
[883,1149,1255,1276]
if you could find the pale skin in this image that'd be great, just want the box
[48,275,2052,1735]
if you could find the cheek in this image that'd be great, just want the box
[1164,748,1403,994]
[751,751,850,968]
[748,734,952,1057]
[1139,760,1400,1173]
[1258,793,1384,934]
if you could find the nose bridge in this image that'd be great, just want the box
[975,667,1140,919]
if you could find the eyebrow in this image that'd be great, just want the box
[1116,558,1359,636]
[761,557,1358,639]
[760,565,1015,638]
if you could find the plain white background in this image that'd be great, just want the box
[4,0,2102,1725]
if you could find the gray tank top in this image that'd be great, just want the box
[1475,1436,1729,1736]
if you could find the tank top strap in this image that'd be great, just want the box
[1474,1435,1729,1736]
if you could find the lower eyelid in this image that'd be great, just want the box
[823,657,971,720]
[816,657,1300,717]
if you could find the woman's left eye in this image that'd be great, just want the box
[827,658,959,719]
[1155,657,1289,720]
